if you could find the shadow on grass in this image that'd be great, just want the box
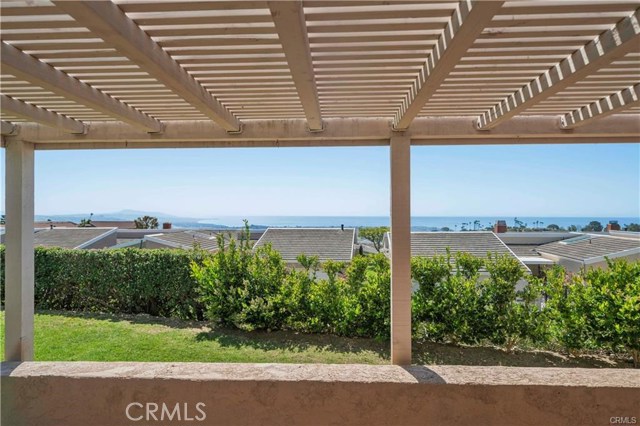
[195,328,389,358]
[33,310,633,367]
[36,310,390,359]
[37,309,206,330]
[412,340,632,368]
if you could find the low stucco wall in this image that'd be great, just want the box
[2,362,639,426]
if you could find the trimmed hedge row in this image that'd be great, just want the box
[0,245,205,320]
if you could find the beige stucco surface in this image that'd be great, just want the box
[2,362,639,426]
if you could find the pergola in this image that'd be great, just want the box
[1,0,639,366]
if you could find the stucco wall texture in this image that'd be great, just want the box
[2,362,639,426]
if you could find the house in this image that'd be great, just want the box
[535,233,640,272]
[384,231,530,291]
[143,230,221,252]
[33,227,117,249]
[384,231,528,268]
[253,228,357,265]
[496,232,574,276]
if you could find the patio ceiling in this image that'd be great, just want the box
[1,0,639,146]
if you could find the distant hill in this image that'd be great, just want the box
[34,210,202,224]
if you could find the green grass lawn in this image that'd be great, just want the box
[0,310,633,367]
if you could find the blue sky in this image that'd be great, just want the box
[1,143,639,217]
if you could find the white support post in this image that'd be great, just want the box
[390,134,411,365]
[4,138,35,361]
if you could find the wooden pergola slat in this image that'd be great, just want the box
[393,1,504,130]
[561,83,640,128]
[53,0,241,132]
[1,95,86,134]
[268,1,323,130]
[0,42,162,133]
[477,9,640,129]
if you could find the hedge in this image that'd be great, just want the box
[0,242,638,365]
[0,245,205,320]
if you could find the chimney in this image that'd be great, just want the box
[606,220,620,232]
[341,224,344,231]
[163,222,172,230]
[493,220,507,233]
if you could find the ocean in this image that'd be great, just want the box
[173,216,640,231]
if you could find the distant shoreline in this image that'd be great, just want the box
[30,214,640,231]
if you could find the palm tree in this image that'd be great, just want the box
[78,213,94,227]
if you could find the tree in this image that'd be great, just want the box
[359,227,389,252]
[567,225,578,232]
[582,221,603,232]
[513,217,525,231]
[78,213,93,227]
[134,215,159,229]
[440,227,451,232]
[625,223,640,232]
[546,224,562,231]
[0,214,5,225]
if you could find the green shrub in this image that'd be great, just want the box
[190,227,287,330]
[543,260,640,364]
[411,251,480,344]
[191,232,392,338]
[339,253,390,338]
[544,266,596,354]
[584,259,640,366]
[0,244,206,319]
[412,251,547,350]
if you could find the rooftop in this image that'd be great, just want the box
[254,227,356,263]
[536,233,640,262]
[144,230,221,252]
[401,231,529,271]
[33,227,116,249]
[88,221,136,229]
[410,231,516,256]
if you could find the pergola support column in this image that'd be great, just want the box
[4,138,35,361]
[390,134,412,365]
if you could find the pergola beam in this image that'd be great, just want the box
[393,0,504,130]
[6,115,638,149]
[1,120,18,136]
[561,84,640,129]
[1,95,86,134]
[268,2,323,131]
[0,42,161,133]
[53,1,240,132]
[477,9,640,130]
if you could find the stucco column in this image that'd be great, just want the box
[4,138,35,361]
[390,134,411,365]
